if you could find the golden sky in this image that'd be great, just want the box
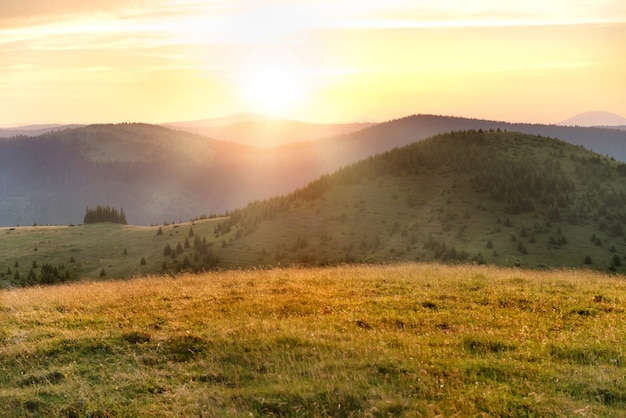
[1,0,625,125]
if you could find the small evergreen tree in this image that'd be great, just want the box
[613,254,622,267]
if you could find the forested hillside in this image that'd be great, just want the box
[215,130,626,273]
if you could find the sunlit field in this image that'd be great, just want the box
[1,263,625,416]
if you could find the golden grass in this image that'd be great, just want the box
[1,263,625,416]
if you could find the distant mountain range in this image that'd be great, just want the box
[0,114,374,147]
[0,124,83,138]
[559,111,626,128]
[162,113,375,147]
[1,114,626,226]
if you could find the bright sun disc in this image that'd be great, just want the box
[241,65,305,116]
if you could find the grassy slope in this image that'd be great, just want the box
[0,219,227,285]
[221,131,626,273]
[1,264,625,416]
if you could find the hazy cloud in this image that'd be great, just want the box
[0,0,151,21]
[0,0,623,124]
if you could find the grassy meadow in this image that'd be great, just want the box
[1,263,625,416]
[0,219,228,284]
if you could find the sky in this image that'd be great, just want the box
[1,0,625,125]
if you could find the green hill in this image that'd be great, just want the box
[2,130,626,288]
[217,130,626,273]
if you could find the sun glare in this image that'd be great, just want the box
[240,64,307,117]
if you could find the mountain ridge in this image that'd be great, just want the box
[1,114,626,226]
[162,116,375,147]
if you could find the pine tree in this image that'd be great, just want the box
[613,254,622,267]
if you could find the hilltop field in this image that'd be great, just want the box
[1,263,625,416]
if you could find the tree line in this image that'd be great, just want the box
[83,205,128,225]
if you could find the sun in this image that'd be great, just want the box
[240,64,307,117]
